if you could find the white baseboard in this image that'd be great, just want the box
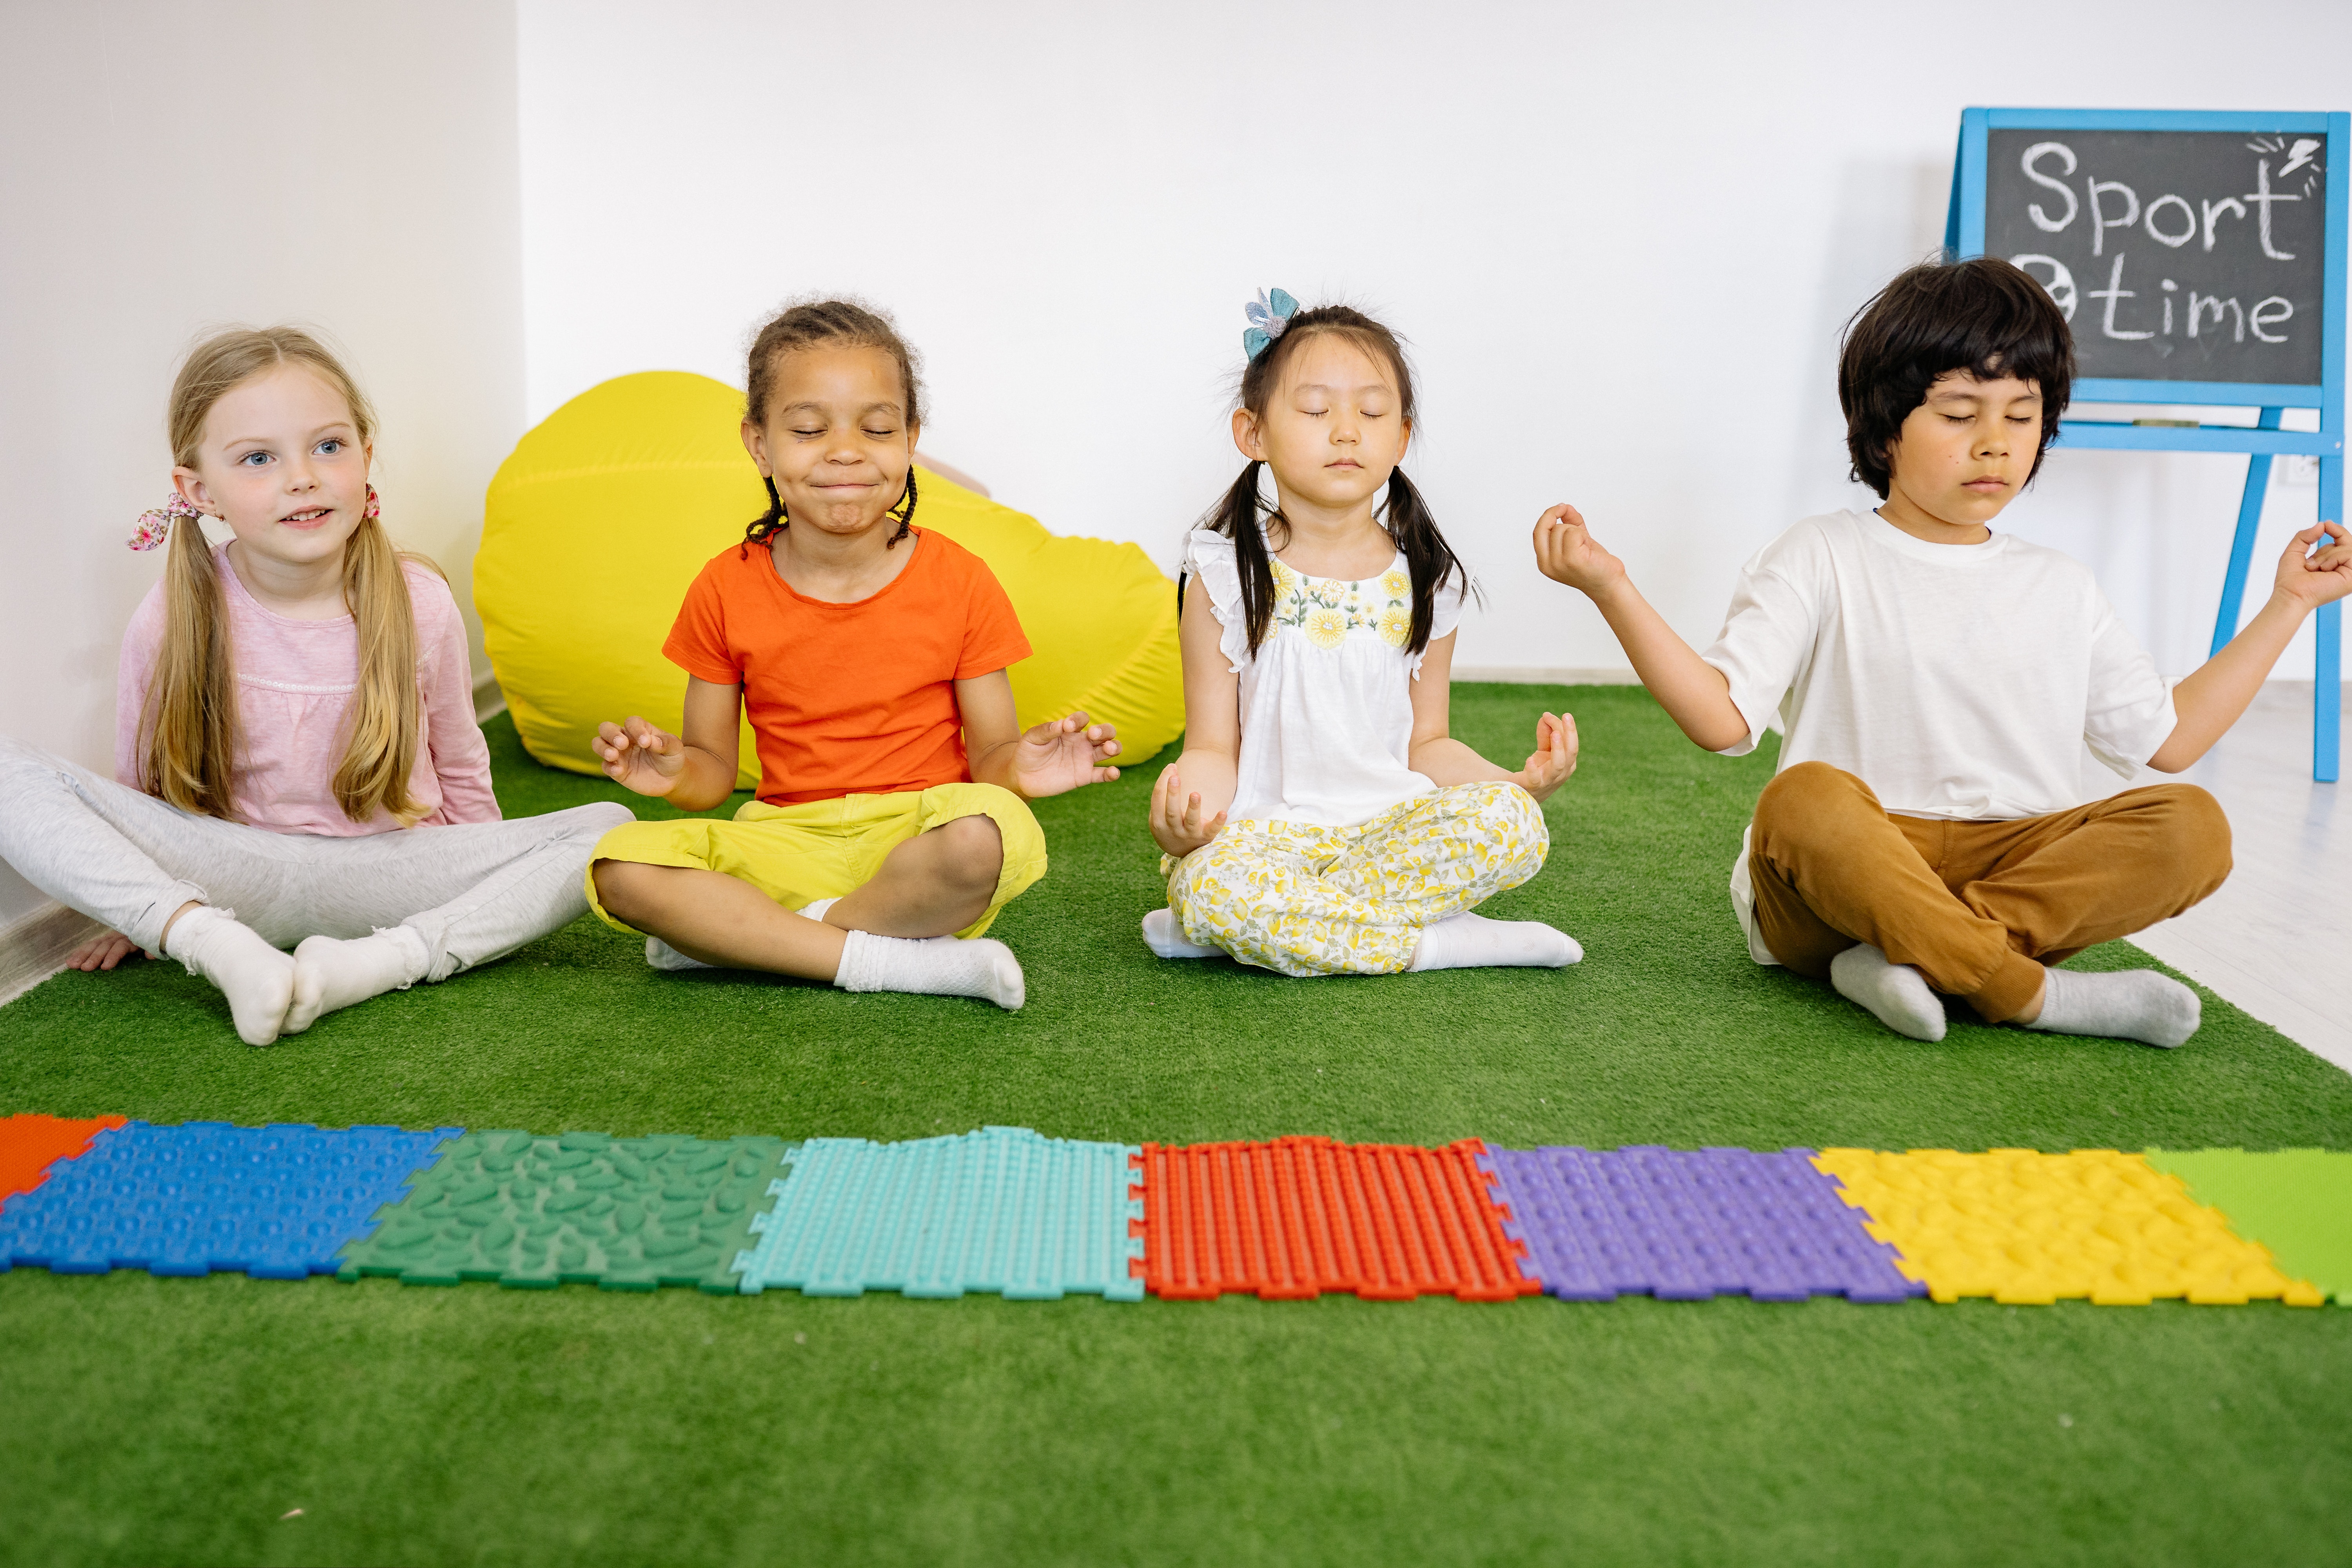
[0,901,107,1008]
[1453,666,1642,685]
[474,668,506,723]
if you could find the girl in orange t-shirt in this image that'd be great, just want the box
[584,300,1120,1009]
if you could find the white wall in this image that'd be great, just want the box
[0,1,526,923]
[517,0,2350,684]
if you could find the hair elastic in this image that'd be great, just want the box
[128,492,199,552]
[1242,287,1299,360]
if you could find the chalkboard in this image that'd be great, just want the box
[1984,128,2327,385]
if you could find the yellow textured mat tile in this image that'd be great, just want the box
[1812,1149,2325,1307]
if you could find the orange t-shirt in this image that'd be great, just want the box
[663,528,1032,805]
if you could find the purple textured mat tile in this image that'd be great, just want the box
[1476,1144,1922,1304]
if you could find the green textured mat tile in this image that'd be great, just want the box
[337,1130,791,1294]
[2148,1148,2352,1305]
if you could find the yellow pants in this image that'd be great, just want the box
[1163,780,1549,976]
[585,782,1047,940]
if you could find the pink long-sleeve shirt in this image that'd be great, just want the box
[115,546,499,835]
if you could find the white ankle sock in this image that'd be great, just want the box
[164,906,296,1046]
[283,926,429,1034]
[1141,907,1221,959]
[2027,966,2200,1049]
[644,936,713,972]
[1405,911,1583,972]
[835,928,1024,1010]
[1829,943,1946,1042]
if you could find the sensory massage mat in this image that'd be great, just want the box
[0,1114,2343,1308]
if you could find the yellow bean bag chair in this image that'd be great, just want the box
[475,371,1183,790]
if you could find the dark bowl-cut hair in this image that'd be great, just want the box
[1838,255,2075,499]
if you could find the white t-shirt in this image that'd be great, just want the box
[1185,527,1469,829]
[1703,508,2176,963]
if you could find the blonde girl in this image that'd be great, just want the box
[0,328,630,1044]
[1144,295,1581,976]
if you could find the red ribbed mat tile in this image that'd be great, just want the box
[1134,1136,1537,1301]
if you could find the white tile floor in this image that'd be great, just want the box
[2104,683,2351,1074]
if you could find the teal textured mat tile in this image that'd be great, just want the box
[733,1125,1145,1301]
[337,1130,792,1292]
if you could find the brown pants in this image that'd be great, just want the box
[1748,762,2232,1023]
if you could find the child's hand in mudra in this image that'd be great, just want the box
[1149,765,1227,858]
[2276,520,2352,610]
[1517,711,1578,802]
[1532,503,1624,598]
[1010,711,1121,800]
[593,715,688,797]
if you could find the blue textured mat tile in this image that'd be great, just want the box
[733,1126,1145,1301]
[0,1121,461,1280]
[1476,1144,1920,1305]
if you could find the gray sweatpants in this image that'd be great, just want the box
[0,734,633,982]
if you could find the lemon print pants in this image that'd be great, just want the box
[586,782,1047,940]
[1162,780,1548,976]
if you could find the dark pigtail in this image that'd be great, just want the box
[1380,469,1465,656]
[1209,459,1281,652]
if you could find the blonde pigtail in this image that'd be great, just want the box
[332,513,429,826]
[140,513,242,818]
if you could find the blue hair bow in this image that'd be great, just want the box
[1242,287,1299,361]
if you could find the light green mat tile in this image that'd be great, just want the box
[2147,1148,2352,1304]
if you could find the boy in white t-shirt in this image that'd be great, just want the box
[1532,256,2352,1047]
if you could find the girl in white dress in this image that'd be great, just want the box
[1142,295,1581,976]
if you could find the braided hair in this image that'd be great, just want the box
[741,298,925,555]
[1205,304,1467,655]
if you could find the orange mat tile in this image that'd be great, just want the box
[0,1112,127,1209]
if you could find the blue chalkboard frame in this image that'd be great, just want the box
[1949,106,2348,781]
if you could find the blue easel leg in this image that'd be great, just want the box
[2318,454,2343,784]
[2212,408,2283,658]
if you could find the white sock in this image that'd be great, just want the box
[1828,942,1946,1043]
[163,906,296,1047]
[835,928,1024,1010]
[2027,966,2200,1049]
[1141,907,1221,959]
[1405,910,1583,972]
[283,926,430,1034]
[644,936,713,972]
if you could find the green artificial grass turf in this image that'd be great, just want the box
[2,683,2348,1564]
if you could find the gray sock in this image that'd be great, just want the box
[2026,966,2200,1049]
[1828,942,1945,1042]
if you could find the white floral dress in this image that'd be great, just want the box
[1164,529,1548,976]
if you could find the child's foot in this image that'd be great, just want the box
[2026,966,2200,1048]
[1141,908,1221,959]
[1829,943,1945,1042]
[836,929,1025,1010]
[284,927,430,1033]
[1406,911,1583,971]
[645,937,713,972]
[163,906,296,1046]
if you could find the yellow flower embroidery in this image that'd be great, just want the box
[1379,605,1412,647]
[1271,560,1299,595]
[1305,606,1349,649]
[1380,569,1410,600]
